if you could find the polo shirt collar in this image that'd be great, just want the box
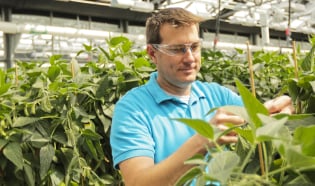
[146,72,206,104]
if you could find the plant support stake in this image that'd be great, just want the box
[292,41,301,113]
[246,41,265,176]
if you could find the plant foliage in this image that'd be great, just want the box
[0,34,314,185]
[0,36,154,185]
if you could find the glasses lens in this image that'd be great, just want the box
[152,40,201,56]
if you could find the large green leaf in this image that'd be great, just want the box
[52,125,68,144]
[83,138,99,160]
[47,65,61,82]
[175,119,214,139]
[293,125,315,156]
[287,79,299,102]
[256,114,288,141]
[3,142,23,170]
[95,76,111,99]
[12,117,41,127]
[30,132,50,148]
[81,129,102,140]
[24,160,35,186]
[208,151,240,184]
[0,139,8,150]
[235,79,269,129]
[285,146,315,170]
[40,144,55,179]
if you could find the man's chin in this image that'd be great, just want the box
[182,73,196,81]
[178,78,195,86]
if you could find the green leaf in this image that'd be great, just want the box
[300,42,315,71]
[293,125,315,156]
[229,124,255,144]
[12,117,41,127]
[47,65,61,82]
[134,57,151,69]
[83,43,93,52]
[175,119,214,139]
[81,129,102,140]
[40,144,55,179]
[175,167,203,186]
[115,61,125,71]
[208,151,240,184]
[52,125,68,144]
[109,36,128,47]
[0,139,8,150]
[24,161,35,186]
[235,79,269,129]
[3,142,23,170]
[256,114,288,141]
[287,79,299,102]
[285,145,315,169]
[0,69,11,96]
[95,76,110,99]
[32,78,44,88]
[30,132,50,148]
[84,138,99,160]
[184,154,208,165]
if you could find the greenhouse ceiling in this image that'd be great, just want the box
[72,0,315,35]
[0,0,314,68]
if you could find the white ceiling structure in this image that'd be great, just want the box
[0,0,314,67]
[154,0,315,35]
[59,0,315,35]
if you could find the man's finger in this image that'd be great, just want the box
[264,95,292,114]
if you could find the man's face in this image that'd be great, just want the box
[148,23,201,91]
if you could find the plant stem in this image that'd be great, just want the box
[246,41,265,176]
[15,64,18,86]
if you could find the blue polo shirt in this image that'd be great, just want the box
[110,72,243,169]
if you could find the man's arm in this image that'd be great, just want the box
[119,134,209,186]
[119,130,239,186]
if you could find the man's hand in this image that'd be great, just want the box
[264,95,295,114]
[209,108,245,145]
[209,95,294,145]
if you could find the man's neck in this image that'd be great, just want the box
[157,78,191,96]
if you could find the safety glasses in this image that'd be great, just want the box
[151,40,202,56]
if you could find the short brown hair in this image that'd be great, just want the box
[145,8,204,44]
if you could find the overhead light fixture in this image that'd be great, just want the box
[131,1,154,12]
[111,0,154,12]
[111,0,134,9]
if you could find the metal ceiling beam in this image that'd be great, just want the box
[0,0,309,42]
[201,20,309,42]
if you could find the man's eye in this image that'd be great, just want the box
[191,44,200,51]
[168,47,183,53]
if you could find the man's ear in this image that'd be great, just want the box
[147,45,156,62]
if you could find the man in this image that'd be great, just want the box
[110,7,294,186]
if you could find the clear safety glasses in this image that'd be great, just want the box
[151,40,202,56]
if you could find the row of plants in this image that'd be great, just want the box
[0,36,154,185]
[0,35,314,185]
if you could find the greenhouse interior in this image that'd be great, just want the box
[1,0,315,186]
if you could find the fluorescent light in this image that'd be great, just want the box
[111,0,134,9]
[131,1,154,12]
